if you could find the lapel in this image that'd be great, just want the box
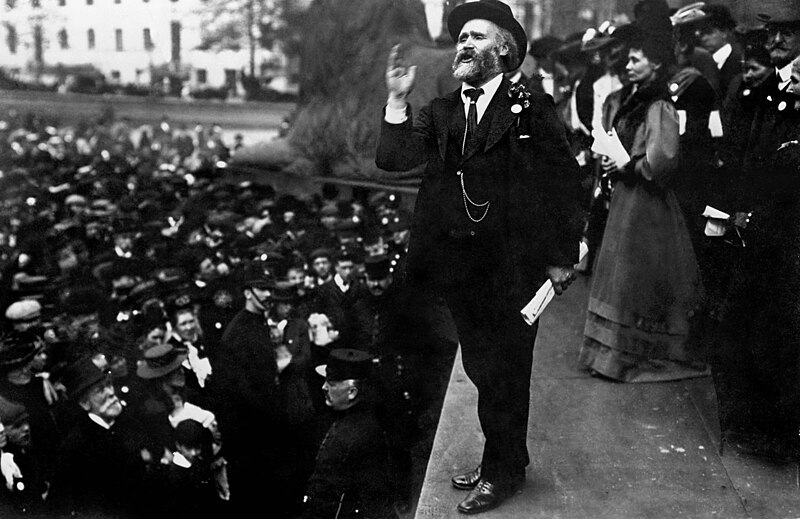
[432,89,462,162]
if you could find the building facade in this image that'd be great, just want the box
[0,0,288,93]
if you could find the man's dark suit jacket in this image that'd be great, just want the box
[376,77,581,307]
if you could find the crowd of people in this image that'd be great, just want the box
[2,0,800,517]
[0,106,455,518]
[509,1,800,460]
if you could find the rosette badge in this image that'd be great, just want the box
[508,83,531,114]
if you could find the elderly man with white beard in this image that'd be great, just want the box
[376,0,582,514]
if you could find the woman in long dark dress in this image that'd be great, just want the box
[579,11,706,383]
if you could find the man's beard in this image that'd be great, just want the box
[452,46,503,85]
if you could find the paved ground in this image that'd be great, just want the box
[415,276,800,519]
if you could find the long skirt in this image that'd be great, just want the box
[579,179,708,382]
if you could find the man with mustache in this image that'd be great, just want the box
[376,0,581,514]
[48,356,149,517]
[762,3,800,92]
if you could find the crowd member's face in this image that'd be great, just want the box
[335,260,355,284]
[57,246,80,272]
[322,379,356,410]
[743,58,773,88]
[626,48,660,85]
[788,57,800,97]
[287,268,305,287]
[30,341,48,373]
[5,419,31,448]
[452,19,507,85]
[366,275,392,297]
[275,302,293,320]
[766,23,800,69]
[175,310,199,342]
[0,423,7,449]
[80,379,123,421]
[144,326,166,348]
[177,442,203,464]
[697,26,728,54]
[114,234,134,252]
[312,257,331,279]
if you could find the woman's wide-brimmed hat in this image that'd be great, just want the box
[136,343,187,379]
[447,0,528,71]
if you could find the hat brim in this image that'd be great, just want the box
[69,371,109,400]
[136,354,187,379]
[447,2,528,70]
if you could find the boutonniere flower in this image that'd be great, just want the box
[508,83,531,114]
[508,83,532,138]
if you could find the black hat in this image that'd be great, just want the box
[447,0,528,70]
[0,331,37,370]
[697,4,737,31]
[309,248,333,262]
[316,349,374,381]
[241,262,274,290]
[269,285,298,303]
[364,254,391,280]
[174,418,210,449]
[62,286,104,316]
[136,343,188,379]
[59,356,109,400]
[529,35,563,59]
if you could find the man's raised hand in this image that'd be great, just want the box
[386,43,416,109]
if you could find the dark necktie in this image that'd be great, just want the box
[462,87,484,154]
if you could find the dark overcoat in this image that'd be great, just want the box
[376,78,581,306]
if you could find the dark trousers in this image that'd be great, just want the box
[445,280,539,485]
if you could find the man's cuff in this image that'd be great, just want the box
[385,104,408,124]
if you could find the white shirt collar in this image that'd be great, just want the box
[712,43,732,69]
[461,73,503,124]
[506,71,522,84]
[778,62,793,90]
[172,452,192,468]
[334,273,349,293]
[88,413,113,430]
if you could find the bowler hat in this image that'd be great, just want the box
[364,254,391,280]
[0,332,37,370]
[59,356,109,400]
[696,4,736,30]
[136,343,188,379]
[0,397,28,426]
[309,248,333,262]
[447,0,528,70]
[757,0,800,24]
[316,349,374,381]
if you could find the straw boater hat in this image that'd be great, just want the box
[447,0,528,71]
[136,343,188,379]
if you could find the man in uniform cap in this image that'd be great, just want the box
[4,300,42,332]
[377,0,581,513]
[215,264,291,516]
[303,348,392,518]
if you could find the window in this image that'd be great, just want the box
[58,28,68,49]
[87,28,95,49]
[30,0,39,6]
[5,0,15,8]
[143,28,153,50]
[86,0,93,5]
[111,70,120,81]
[115,29,123,51]
[6,25,17,54]
[58,0,65,5]
[196,69,207,84]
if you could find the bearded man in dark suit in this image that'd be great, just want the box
[375,0,581,514]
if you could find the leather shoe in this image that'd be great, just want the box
[451,465,481,490]
[456,479,507,515]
